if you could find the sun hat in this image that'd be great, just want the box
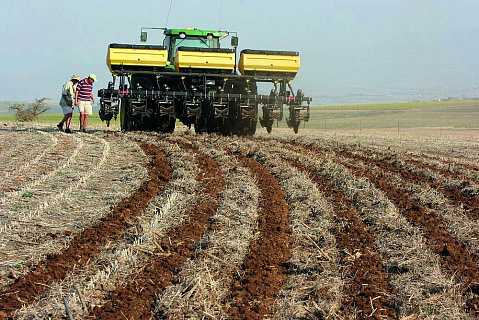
[89,74,98,82]
[71,74,81,80]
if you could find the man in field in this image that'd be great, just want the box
[57,74,80,133]
[75,74,97,133]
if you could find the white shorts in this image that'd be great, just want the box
[78,100,93,115]
[61,105,74,115]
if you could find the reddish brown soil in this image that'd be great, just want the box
[89,141,225,319]
[0,141,171,318]
[404,152,479,176]
[226,152,292,320]
[341,148,479,220]
[334,152,479,317]
[405,149,479,172]
[279,138,479,316]
[2,132,478,318]
[287,158,397,319]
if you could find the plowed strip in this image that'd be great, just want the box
[382,149,479,176]
[283,138,479,316]
[287,159,397,319]
[89,143,224,319]
[282,137,479,221]
[0,142,171,318]
[340,148,479,220]
[226,152,292,320]
[336,155,479,316]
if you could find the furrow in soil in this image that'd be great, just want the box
[89,140,225,319]
[155,134,260,318]
[239,137,343,319]
[13,137,198,318]
[286,156,396,318]
[225,148,292,320]
[0,141,171,318]
[333,150,479,317]
[262,137,470,318]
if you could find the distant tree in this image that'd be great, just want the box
[9,98,50,122]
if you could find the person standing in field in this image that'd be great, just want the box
[75,74,97,133]
[57,74,80,133]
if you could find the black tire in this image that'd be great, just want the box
[245,103,258,136]
[245,119,257,136]
[120,99,128,131]
[157,116,176,133]
[262,106,273,133]
[217,118,232,135]
[205,100,217,134]
[125,113,134,131]
[121,99,137,132]
[193,100,209,134]
[194,116,207,134]
[290,107,300,134]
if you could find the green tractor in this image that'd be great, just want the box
[98,27,311,135]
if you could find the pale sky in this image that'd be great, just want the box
[1,0,478,104]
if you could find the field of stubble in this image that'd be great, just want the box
[0,122,478,320]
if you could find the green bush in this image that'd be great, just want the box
[9,98,50,122]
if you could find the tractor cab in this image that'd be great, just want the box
[141,28,235,69]
[163,29,221,65]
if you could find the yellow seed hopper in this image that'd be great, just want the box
[174,47,235,73]
[238,49,300,78]
[107,43,168,73]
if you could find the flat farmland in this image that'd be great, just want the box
[0,121,479,319]
[308,101,479,135]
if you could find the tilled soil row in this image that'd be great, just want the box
[255,148,341,319]
[264,138,469,318]
[277,136,479,222]
[0,141,171,318]
[283,138,479,316]
[335,137,479,174]
[0,134,103,286]
[225,151,292,320]
[393,149,479,176]
[406,147,479,168]
[285,157,397,319]
[88,140,225,319]
[338,148,479,221]
[332,150,479,317]
[344,152,479,259]
[337,139,479,178]
[236,138,344,318]
[10,135,156,318]
[154,135,260,318]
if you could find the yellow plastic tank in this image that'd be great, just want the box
[107,43,168,73]
[238,49,300,78]
[174,47,235,73]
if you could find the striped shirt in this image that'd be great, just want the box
[76,78,93,101]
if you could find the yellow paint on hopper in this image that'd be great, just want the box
[174,50,235,71]
[238,51,300,77]
[107,46,168,73]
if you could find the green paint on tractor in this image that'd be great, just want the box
[164,28,223,38]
